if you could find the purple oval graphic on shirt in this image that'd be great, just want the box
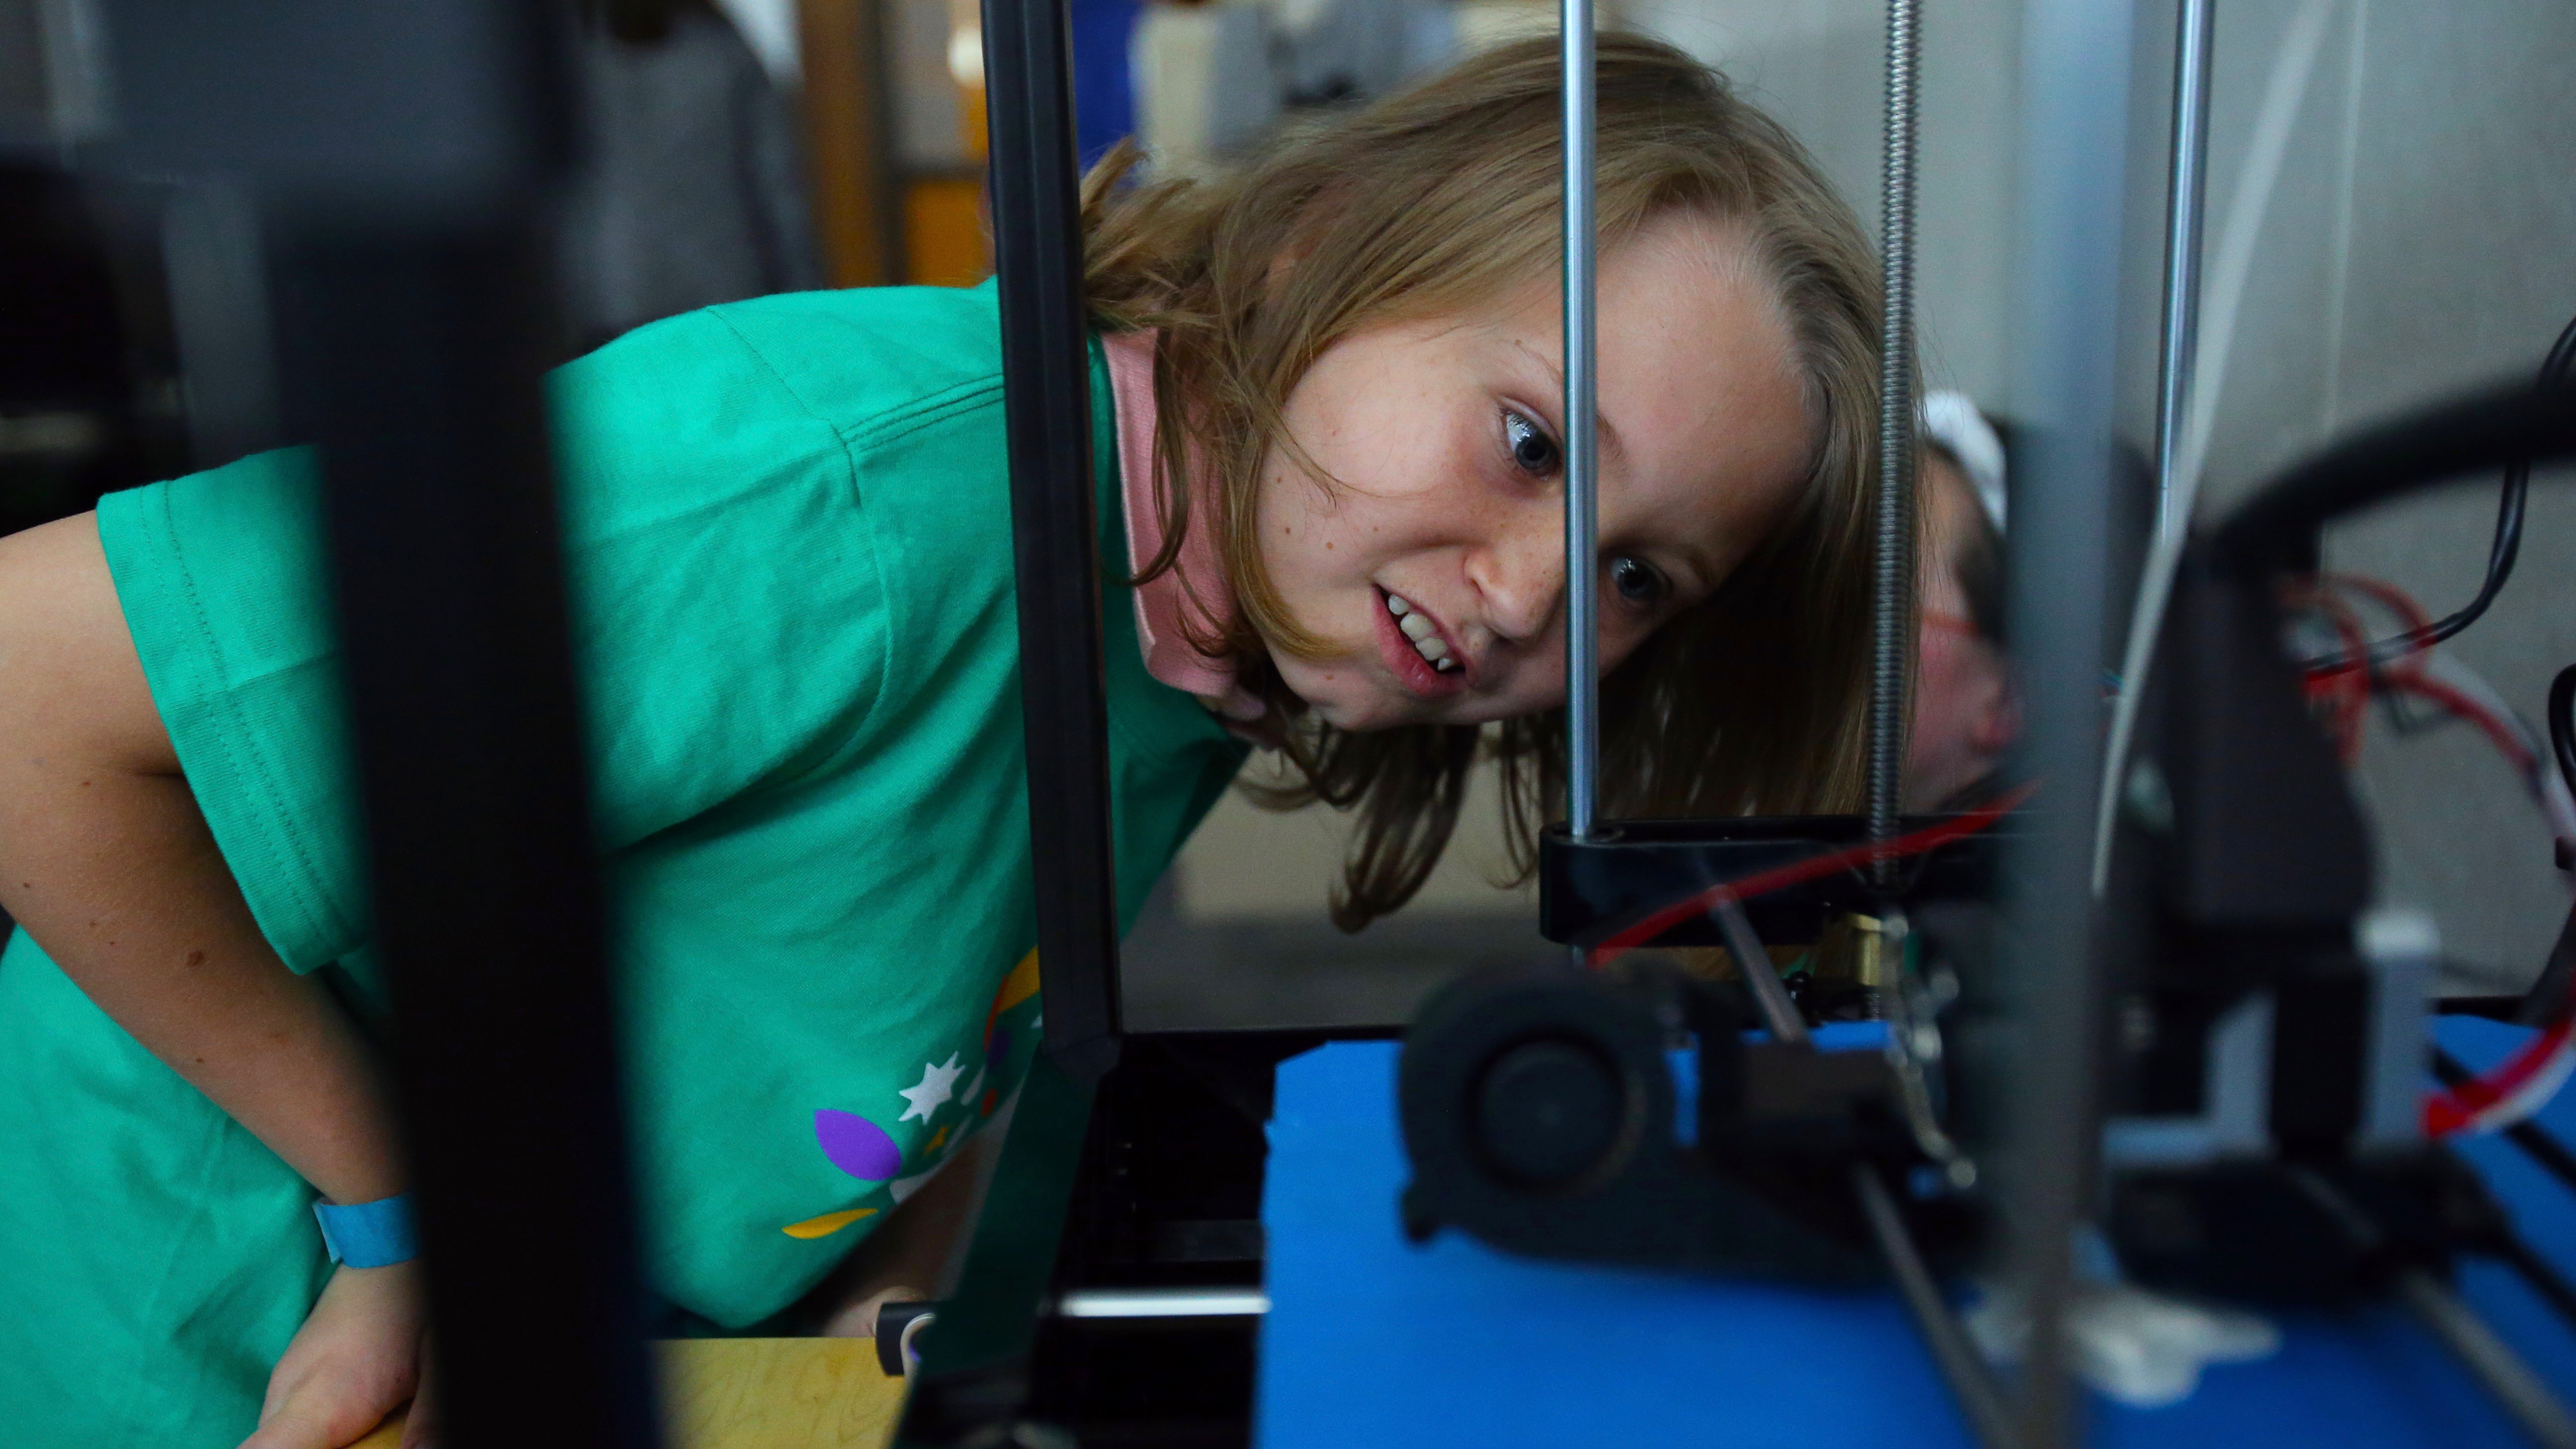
[814,1110,902,1181]
[986,1027,1011,1065]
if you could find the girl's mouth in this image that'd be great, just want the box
[1373,587,1467,698]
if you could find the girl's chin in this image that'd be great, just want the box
[1289,683,1420,734]
[1307,696,1401,733]
[1317,692,1502,734]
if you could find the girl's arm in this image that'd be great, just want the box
[0,514,427,1449]
[0,513,404,1207]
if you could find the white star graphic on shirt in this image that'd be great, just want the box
[897,1052,966,1123]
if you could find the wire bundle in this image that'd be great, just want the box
[2302,316,2576,675]
[2294,577,2576,839]
[2427,1022,2576,1137]
[2282,573,2576,1136]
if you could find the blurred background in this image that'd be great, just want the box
[3,0,2571,1026]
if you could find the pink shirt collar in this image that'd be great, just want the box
[1102,330,1268,724]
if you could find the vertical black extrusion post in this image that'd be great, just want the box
[99,4,661,1446]
[983,0,1125,1085]
[280,224,661,1449]
[895,0,1116,1438]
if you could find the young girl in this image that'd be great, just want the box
[0,34,1885,1449]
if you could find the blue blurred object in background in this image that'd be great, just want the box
[1069,0,1141,168]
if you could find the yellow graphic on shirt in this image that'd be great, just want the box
[782,1207,877,1239]
[988,949,1040,1033]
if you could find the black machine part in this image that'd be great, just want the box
[2109,1154,2479,1306]
[2098,377,2576,1317]
[888,1032,1345,1447]
[97,7,664,1449]
[895,0,1132,1435]
[2106,376,2576,1145]
[1538,812,2001,951]
[2151,556,2372,937]
[1396,961,1968,1285]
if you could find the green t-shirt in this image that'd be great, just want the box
[0,283,1248,1447]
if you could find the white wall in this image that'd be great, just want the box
[1620,0,2025,405]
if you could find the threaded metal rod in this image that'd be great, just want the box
[1562,0,1600,840]
[1866,0,1923,878]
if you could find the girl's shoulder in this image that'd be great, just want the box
[542,283,1020,564]
[558,283,1008,450]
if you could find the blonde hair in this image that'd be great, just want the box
[1083,32,1890,930]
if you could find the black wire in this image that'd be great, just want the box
[2231,382,2576,589]
[2308,313,2576,673]
[2433,1046,2576,1199]
[2551,663,2576,805]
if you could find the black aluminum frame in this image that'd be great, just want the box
[894,0,1136,1435]
[97,3,663,1446]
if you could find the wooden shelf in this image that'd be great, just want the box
[351,1338,905,1449]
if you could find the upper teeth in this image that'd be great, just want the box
[1386,593,1456,671]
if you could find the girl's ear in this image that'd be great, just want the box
[1264,247,1301,294]
[1264,224,1319,298]
[1265,180,1357,300]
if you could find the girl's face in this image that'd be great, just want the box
[1256,213,1813,732]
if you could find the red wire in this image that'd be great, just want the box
[2383,669,2576,1116]
[2304,574,2537,777]
[2425,1018,2574,1136]
[2299,592,2372,762]
[2304,577,2576,1129]
[1584,784,2036,968]
[2323,573,2435,645]
[2392,675,2538,775]
[2308,573,2438,683]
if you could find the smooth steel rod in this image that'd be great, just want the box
[1866,0,1924,875]
[1562,0,1600,840]
[2153,0,2217,540]
[2400,1270,2576,1449]
[1714,895,1808,1046]
[1999,0,2139,1443]
[2289,1166,2576,1449]
[1854,1164,2021,1449]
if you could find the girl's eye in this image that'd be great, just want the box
[1610,554,1669,608]
[1503,409,1559,476]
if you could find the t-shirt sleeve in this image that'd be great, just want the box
[98,450,368,974]
[94,306,892,974]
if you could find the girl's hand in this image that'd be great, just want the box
[241,1261,434,1449]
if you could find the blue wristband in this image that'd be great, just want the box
[313,1194,418,1269]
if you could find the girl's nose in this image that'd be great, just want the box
[1465,504,1565,645]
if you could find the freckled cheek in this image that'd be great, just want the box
[1599,622,1659,671]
